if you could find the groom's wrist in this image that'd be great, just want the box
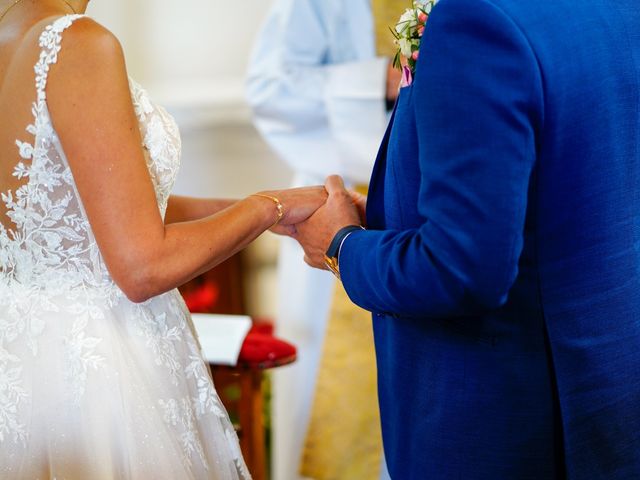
[324,225,365,279]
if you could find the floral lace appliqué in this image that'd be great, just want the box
[0,349,27,446]
[64,316,106,404]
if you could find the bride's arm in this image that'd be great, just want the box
[165,196,237,224]
[46,19,325,303]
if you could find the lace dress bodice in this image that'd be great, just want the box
[0,15,250,479]
[0,15,180,302]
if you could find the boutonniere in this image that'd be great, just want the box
[392,0,438,87]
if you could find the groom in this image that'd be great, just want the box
[292,0,640,478]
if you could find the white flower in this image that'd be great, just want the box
[396,9,417,35]
[15,141,33,160]
[415,0,435,13]
[399,37,415,58]
[43,232,62,249]
[13,163,30,179]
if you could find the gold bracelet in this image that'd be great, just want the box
[251,194,285,226]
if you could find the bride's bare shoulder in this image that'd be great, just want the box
[45,15,130,110]
[51,16,125,68]
[45,14,134,152]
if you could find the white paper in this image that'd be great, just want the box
[191,314,252,366]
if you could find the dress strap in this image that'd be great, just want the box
[34,14,85,104]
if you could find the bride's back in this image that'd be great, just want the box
[0,10,60,231]
[0,7,183,299]
[0,10,120,294]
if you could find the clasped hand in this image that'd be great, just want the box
[268,176,366,271]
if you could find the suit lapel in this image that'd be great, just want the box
[366,102,398,230]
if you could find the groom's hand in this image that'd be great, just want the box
[294,175,362,270]
[350,190,368,227]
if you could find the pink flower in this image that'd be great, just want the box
[418,25,425,36]
[418,12,428,23]
[412,50,420,61]
[401,65,413,87]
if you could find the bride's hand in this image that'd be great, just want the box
[256,186,328,235]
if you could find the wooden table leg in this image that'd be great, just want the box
[209,347,296,480]
[238,370,266,480]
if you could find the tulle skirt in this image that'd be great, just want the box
[0,286,250,480]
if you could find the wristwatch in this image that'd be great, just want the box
[324,225,365,279]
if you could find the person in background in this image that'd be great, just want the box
[246,1,403,479]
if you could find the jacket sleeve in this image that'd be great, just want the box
[245,0,388,184]
[339,0,544,317]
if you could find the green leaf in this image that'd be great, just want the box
[393,52,402,71]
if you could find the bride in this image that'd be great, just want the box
[0,0,327,478]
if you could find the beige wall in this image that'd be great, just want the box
[88,0,274,104]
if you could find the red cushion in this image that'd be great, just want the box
[248,321,274,336]
[238,332,297,368]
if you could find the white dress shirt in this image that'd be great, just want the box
[247,0,388,186]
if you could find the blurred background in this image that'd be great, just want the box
[89,0,286,318]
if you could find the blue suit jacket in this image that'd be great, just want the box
[339,0,640,478]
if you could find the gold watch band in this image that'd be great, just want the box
[324,254,340,279]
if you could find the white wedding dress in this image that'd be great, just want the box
[0,15,251,480]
